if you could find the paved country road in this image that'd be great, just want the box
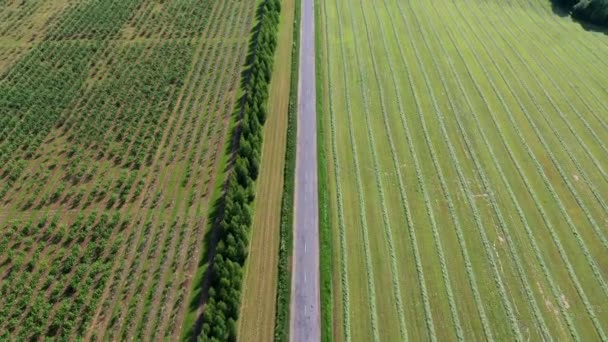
[289,0,320,338]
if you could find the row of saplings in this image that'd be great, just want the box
[553,0,608,26]
[199,0,281,340]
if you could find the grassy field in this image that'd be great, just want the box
[318,0,608,340]
[237,0,295,338]
[0,0,256,339]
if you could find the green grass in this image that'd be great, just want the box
[272,0,301,339]
[315,0,334,340]
[319,0,608,340]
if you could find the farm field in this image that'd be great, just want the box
[318,0,608,340]
[0,0,256,339]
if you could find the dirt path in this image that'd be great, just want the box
[290,0,320,338]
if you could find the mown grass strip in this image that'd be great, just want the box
[455,2,608,311]
[333,0,381,339]
[321,0,351,339]
[445,3,606,338]
[399,1,528,340]
[481,3,608,251]
[518,0,608,102]
[426,4,582,339]
[350,1,412,340]
[411,3,560,340]
[361,0,477,340]
[314,0,336,340]
[273,0,301,338]
[376,3,497,340]
[492,2,608,209]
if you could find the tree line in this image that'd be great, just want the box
[552,0,608,26]
[198,0,282,340]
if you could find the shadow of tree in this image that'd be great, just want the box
[547,0,608,33]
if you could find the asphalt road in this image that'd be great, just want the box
[289,0,320,338]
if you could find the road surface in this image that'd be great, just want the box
[289,0,320,339]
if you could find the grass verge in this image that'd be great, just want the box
[315,0,334,340]
[272,0,301,339]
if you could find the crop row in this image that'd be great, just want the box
[0,0,147,200]
[87,0,253,338]
[0,28,192,324]
[0,0,255,339]
[0,0,157,322]
[0,211,126,340]
[0,0,46,37]
[111,3,254,339]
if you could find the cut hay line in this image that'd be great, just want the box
[510,0,608,112]
[351,0,429,339]
[445,3,607,338]
[490,4,608,211]
[323,3,351,342]
[482,6,608,250]
[425,4,582,339]
[396,2,526,341]
[487,12,608,184]
[523,0,608,66]
[334,0,381,339]
[360,0,473,340]
[321,0,352,339]
[376,1,495,340]
[409,3,556,340]
[456,2,608,309]
[430,16,584,339]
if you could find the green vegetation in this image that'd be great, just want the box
[198,0,282,340]
[319,0,608,340]
[553,0,608,25]
[0,0,257,339]
[273,0,300,339]
[316,0,334,339]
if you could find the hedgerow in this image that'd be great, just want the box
[198,0,282,340]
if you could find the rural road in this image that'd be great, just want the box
[289,0,320,338]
